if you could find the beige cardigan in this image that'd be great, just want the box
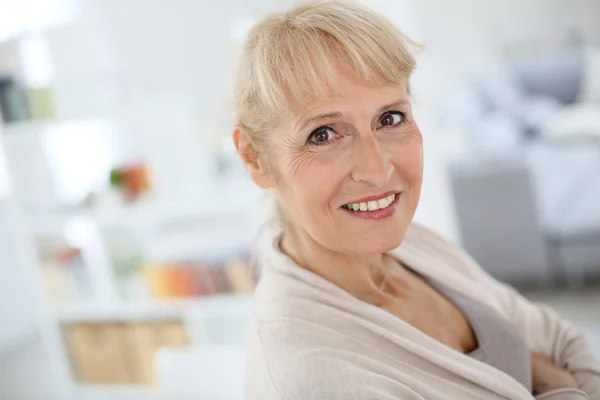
[245,224,600,399]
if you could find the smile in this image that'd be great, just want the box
[340,191,400,220]
[342,193,396,212]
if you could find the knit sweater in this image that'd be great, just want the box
[245,224,600,399]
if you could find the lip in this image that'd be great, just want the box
[340,191,401,221]
[341,190,399,206]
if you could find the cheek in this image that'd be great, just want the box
[390,127,424,186]
[270,149,341,215]
[291,157,344,210]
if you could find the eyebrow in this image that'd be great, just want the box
[297,99,410,132]
[378,99,410,112]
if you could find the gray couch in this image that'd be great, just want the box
[440,49,600,285]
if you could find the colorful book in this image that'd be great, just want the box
[171,264,196,298]
[144,264,172,299]
[188,263,207,296]
[208,266,229,293]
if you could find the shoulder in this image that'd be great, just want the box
[397,223,509,311]
[400,223,484,279]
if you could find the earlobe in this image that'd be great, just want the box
[232,125,273,189]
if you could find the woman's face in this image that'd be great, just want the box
[263,73,423,256]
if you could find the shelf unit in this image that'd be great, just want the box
[0,119,263,397]
[13,191,261,399]
[1,15,262,398]
[42,295,253,400]
[54,294,253,324]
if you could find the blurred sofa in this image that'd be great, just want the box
[440,48,600,285]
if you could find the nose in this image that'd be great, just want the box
[350,134,393,187]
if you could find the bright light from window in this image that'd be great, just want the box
[18,32,55,88]
[18,0,80,31]
[0,0,80,43]
[41,120,121,205]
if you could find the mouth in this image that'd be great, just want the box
[341,192,398,212]
[340,191,401,220]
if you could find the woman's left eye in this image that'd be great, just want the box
[377,111,405,129]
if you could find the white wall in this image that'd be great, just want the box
[0,203,39,354]
[0,138,39,355]
[412,0,600,88]
[0,131,11,200]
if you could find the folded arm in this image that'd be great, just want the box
[484,278,600,399]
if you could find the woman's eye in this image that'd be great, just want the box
[307,127,336,145]
[378,111,404,128]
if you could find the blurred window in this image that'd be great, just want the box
[41,120,121,205]
[0,0,79,42]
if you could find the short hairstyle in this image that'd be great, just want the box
[234,0,417,145]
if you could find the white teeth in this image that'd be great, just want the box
[344,194,397,212]
[367,201,379,211]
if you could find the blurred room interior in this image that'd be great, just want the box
[0,0,599,398]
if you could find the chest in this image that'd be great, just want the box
[377,273,478,354]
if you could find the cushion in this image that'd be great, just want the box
[515,95,562,136]
[541,103,600,141]
[511,49,585,104]
[466,112,524,153]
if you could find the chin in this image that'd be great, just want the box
[350,223,408,255]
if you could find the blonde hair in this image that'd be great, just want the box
[234,0,418,145]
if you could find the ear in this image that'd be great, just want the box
[232,125,273,189]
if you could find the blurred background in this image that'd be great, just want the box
[0,0,599,398]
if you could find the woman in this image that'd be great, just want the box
[232,1,600,399]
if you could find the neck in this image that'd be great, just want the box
[279,225,389,299]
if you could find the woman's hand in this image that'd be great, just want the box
[531,352,579,395]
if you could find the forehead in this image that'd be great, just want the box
[286,73,409,119]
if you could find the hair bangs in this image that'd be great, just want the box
[235,0,418,139]
[269,26,414,115]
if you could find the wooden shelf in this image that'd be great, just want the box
[22,179,264,233]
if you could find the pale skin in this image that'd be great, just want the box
[233,72,578,395]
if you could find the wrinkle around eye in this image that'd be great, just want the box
[287,150,318,180]
[277,130,321,178]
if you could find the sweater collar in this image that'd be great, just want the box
[256,224,533,400]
